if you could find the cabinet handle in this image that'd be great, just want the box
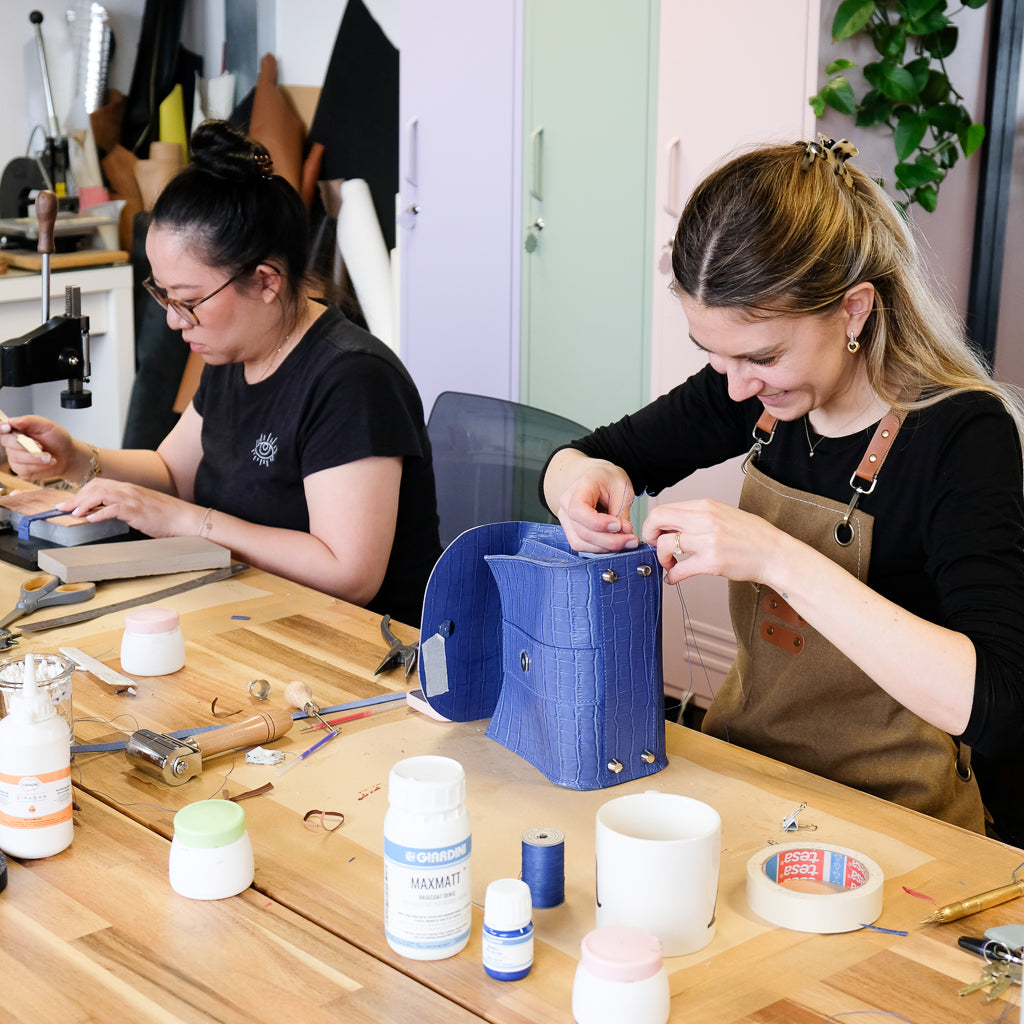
[531,126,544,201]
[404,117,419,187]
[665,137,681,217]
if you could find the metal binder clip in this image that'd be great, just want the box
[781,802,818,832]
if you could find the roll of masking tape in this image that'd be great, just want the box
[746,842,884,933]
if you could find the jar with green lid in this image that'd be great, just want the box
[169,799,254,899]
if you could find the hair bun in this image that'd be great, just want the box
[188,120,274,184]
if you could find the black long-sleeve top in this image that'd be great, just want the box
[568,365,1024,758]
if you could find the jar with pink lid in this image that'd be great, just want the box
[571,926,670,1024]
[120,606,186,676]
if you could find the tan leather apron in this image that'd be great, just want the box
[701,412,984,833]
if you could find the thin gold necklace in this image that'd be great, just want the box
[252,306,307,383]
[803,397,881,458]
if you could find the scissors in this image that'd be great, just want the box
[374,614,419,676]
[0,574,96,642]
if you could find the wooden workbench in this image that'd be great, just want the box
[1,558,1022,1023]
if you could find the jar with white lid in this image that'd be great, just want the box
[384,755,472,960]
[169,799,254,899]
[483,877,534,980]
[120,606,185,675]
[572,926,670,1024]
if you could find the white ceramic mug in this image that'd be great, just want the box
[594,791,721,957]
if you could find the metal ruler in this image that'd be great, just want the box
[19,563,249,633]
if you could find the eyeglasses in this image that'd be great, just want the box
[142,266,247,327]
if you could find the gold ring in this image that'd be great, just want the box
[672,531,686,561]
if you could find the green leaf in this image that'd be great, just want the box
[920,69,951,106]
[819,76,858,116]
[914,185,939,212]
[825,57,858,74]
[833,0,876,40]
[924,25,958,58]
[902,0,946,19]
[871,23,907,58]
[895,112,929,159]
[879,65,920,102]
[896,156,944,187]
[905,56,932,92]
[863,61,886,89]
[959,121,985,157]
[905,10,950,35]
[856,89,894,126]
[926,101,966,132]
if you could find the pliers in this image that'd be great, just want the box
[374,614,418,676]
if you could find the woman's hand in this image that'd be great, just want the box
[57,479,205,538]
[642,498,789,585]
[0,415,80,481]
[543,449,640,553]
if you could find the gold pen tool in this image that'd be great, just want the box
[922,878,1024,924]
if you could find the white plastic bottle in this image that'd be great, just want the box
[483,877,534,980]
[0,654,73,858]
[384,755,471,960]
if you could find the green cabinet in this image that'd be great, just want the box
[520,0,658,432]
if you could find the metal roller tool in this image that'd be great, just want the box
[125,706,294,785]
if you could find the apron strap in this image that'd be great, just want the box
[834,409,905,545]
[852,411,903,490]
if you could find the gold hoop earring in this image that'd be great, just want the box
[847,332,861,354]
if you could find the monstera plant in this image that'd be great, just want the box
[809,0,989,212]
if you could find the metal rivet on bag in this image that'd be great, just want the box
[766,624,775,636]
[520,651,530,672]
[793,637,802,649]
[602,570,619,583]
[607,759,623,774]
[636,564,652,577]
[640,750,655,764]
[438,619,454,638]
[769,598,778,610]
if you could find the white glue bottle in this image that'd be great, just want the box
[384,755,471,959]
[0,654,73,858]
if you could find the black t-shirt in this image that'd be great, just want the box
[570,364,1024,758]
[192,303,441,624]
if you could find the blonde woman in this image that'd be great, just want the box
[543,139,1024,838]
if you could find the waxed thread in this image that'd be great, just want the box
[521,827,565,908]
[673,582,730,744]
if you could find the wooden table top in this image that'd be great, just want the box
[1,557,1022,1023]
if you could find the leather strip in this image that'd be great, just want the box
[760,620,805,654]
[760,589,806,626]
[853,412,903,487]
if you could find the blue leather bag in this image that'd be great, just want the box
[418,522,667,790]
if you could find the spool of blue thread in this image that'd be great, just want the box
[521,826,565,908]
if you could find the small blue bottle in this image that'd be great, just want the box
[482,878,534,981]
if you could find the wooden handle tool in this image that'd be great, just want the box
[284,679,333,732]
[194,706,295,757]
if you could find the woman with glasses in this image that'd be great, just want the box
[0,120,441,626]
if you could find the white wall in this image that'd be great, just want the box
[1,0,143,165]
